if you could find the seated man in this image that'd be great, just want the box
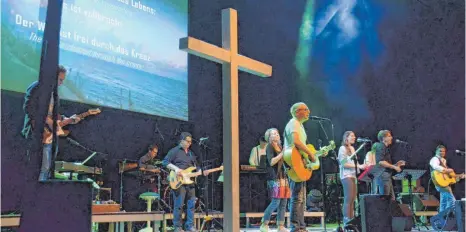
[139,144,161,193]
[138,144,160,172]
[249,136,267,166]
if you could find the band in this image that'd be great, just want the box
[21,70,463,232]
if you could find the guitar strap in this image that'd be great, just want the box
[188,150,196,168]
[437,156,447,169]
[282,120,307,176]
[275,144,284,178]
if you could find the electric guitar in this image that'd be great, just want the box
[42,108,101,143]
[284,141,335,182]
[168,165,224,189]
[431,170,465,188]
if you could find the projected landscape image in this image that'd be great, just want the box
[1,0,188,120]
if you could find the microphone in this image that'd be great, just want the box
[395,139,408,144]
[199,137,209,145]
[455,150,465,155]
[356,138,371,143]
[310,116,331,121]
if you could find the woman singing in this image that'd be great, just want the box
[260,128,291,232]
[338,131,367,226]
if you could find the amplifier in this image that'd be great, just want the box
[456,200,465,232]
[92,203,121,214]
[360,194,392,232]
[397,193,439,211]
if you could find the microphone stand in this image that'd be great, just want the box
[197,138,223,231]
[120,159,126,210]
[317,138,327,232]
[351,143,366,220]
[317,120,334,232]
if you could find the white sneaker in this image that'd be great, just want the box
[259,223,269,232]
[277,226,289,232]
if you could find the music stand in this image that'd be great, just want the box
[358,165,385,184]
[393,169,426,230]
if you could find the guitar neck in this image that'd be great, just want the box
[190,167,223,177]
[208,167,223,173]
[59,112,90,127]
[315,145,334,156]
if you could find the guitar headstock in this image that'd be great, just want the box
[88,108,101,115]
[328,140,336,150]
[320,140,336,157]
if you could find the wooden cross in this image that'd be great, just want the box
[179,8,272,231]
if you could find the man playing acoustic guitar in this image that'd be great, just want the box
[283,102,316,232]
[429,145,464,212]
[22,65,82,181]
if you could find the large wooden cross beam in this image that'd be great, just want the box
[179,8,272,231]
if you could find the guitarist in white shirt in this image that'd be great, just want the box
[283,102,316,232]
[429,145,458,212]
[162,132,201,232]
[22,65,81,181]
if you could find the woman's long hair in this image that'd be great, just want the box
[341,131,354,155]
[265,128,281,146]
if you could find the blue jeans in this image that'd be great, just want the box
[262,198,288,225]
[172,184,196,230]
[436,186,456,212]
[39,143,57,181]
[373,172,395,200]
[289,180,306,231]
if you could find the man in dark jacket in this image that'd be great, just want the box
[22,65,80,181]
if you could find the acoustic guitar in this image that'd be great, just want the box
[284,141,335,182]
[431,170,465,188]
[168,166,223,189]
[42,108,101,143]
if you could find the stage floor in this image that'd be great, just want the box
[238,229,438,232]
[1,214,443,232]
[236,224,438,232]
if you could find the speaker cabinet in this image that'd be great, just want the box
[391,204,414,232]
[360,194,392,232]
[456,200,465,232]
[397,193,439,211]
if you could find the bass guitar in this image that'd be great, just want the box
[42,108,101,143]
[431,170,465,188]
[284,141,335,182]
[169,166,223,189]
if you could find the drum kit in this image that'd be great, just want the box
[118,159,172,212]
[118,158,224,214]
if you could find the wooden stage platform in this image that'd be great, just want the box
[1,211,442,232]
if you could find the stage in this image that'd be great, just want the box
[0,213,442,232]
[239,226,439,232]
